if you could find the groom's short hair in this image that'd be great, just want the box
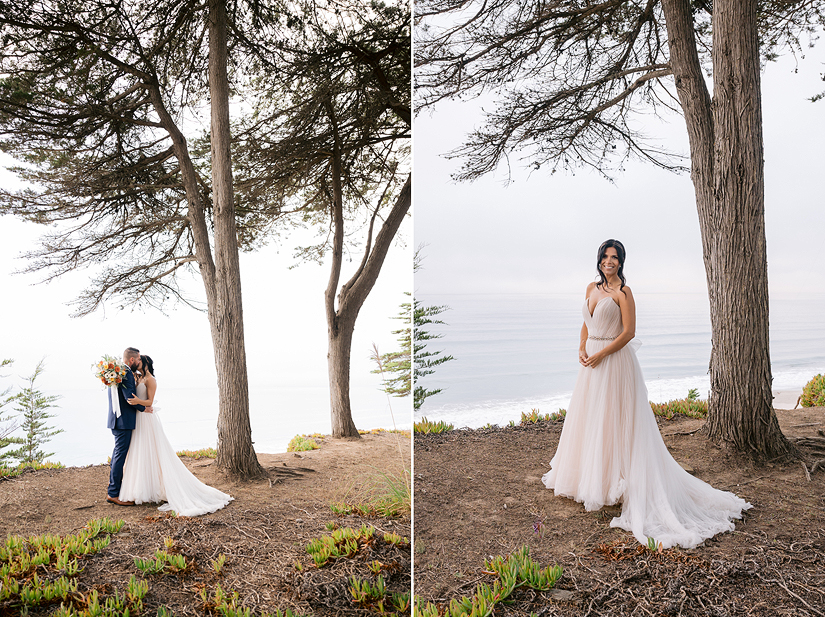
[124,347,140,359]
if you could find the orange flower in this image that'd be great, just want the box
[107,362,114,369]
[115,377,122,383]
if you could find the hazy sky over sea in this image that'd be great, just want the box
[414,51,825,297]
[0,153,411,441]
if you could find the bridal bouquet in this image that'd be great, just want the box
[94,355,129,388]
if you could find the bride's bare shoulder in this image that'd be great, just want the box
[619,285,635,303]
[585,281,597,297]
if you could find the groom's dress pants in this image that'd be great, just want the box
[108,428,132,497]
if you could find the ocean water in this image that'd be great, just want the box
[30,383,410,468]
[413,292,825,428]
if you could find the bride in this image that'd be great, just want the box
[120,354,233,517]
[542,239,751,549]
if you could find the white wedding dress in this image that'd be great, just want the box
[120,382,233,516]
[542,297,751,549]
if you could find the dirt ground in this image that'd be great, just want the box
[0,431,411,616]
[414,407,825,616]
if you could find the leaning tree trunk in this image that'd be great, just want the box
[326,175,412,437]
[661,0,792,458]
[208,0,264,476]
[323,101,361,438]
[323,97,412,439]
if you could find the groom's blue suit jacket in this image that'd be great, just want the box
[106,369,145,430]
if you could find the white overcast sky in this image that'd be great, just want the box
[414,51,825,297]
[0,153,411,433]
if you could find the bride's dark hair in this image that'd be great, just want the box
[596,239,627,293]
[140,354,155,377]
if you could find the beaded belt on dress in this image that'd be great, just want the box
[588,335,616,341]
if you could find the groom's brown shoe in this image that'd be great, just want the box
[106,495,135,506]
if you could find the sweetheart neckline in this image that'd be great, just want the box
[585,296,619,317]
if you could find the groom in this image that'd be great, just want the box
[106,346,146,506]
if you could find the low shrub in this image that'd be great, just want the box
[650,389,708,419]
[800,374,825,407]
[287,435,320,452]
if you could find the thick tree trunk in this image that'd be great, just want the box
[703,0,791,456]
[328,314,360,437]
[661,0,792,458]
[146,0,262,476]
[208,0,264,476]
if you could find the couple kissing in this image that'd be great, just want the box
[105,346,232,516]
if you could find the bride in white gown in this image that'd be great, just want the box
[120,355,233,517]
[542,239,751,549]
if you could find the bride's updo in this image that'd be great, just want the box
[140,354,155,377]
[596,239,627,292]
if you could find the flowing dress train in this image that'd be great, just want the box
[120,383,233,517]
[542,297,751,549]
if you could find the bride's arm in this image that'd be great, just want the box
[579,321,590,366]
[127,376,157,409]
[579,282,595,366]
[583,286,636,368]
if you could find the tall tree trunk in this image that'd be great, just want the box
[704,0,790,456]
[661,0,792,458]
[323,100,412,438]
[324,100,361,438]
[208,0,264,476]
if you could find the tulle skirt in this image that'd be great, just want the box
[120,411,233,517]
[542,339,751,549]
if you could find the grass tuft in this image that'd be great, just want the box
[520,408,566,425]
[331,469,411,518]
[0,459,64,478]
[176,447,218,459]
[413,417,453,434]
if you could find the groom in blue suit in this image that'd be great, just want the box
[106,346,146,505]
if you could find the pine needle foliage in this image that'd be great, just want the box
[4,359,62,466]
[413,248,455,411]
[0,358,25,468]
[372,295,412,398]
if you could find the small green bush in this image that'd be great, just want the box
[287,435,320,452]
[800,374,825,407]
[650,389,708,419]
